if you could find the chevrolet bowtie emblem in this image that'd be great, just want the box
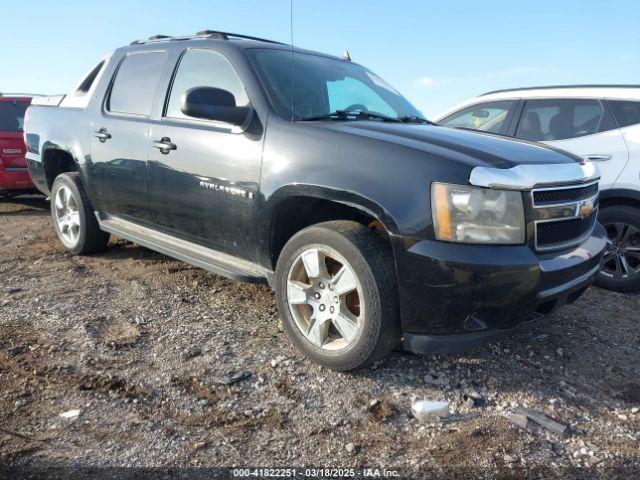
[579,200,594,219]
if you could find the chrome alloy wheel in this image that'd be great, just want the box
[54,185,81,248]
[602,222,640,279]
[286,246,364,351]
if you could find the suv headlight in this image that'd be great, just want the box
[431,182,525,244]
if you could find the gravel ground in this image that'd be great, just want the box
[1,196,639,479]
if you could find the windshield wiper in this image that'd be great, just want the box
[299,110,401,123]
[399,115,436,125]
[298,110,351,121]
[352,111,402,122]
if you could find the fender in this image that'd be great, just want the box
[25,105,93,196]
[40,141,87,192]
[27,140,82,195]
[599,188,640,208]
[258,183,400,268]
[263,184,398,231]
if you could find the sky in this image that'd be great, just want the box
[1,0,638,117]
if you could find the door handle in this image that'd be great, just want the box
[93,129,111,143]
[584,154,612,162]
[152,137,177,154]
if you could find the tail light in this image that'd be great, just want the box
[23,106,30,146]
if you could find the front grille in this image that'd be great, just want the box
[536,215,597,248]
[531,181,599,251]
[533,182,598,205]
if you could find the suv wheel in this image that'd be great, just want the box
[51,173,110,255]
[275,221,400,371]
[595,206,640,292]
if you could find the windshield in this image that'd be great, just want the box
[247,49,423,121]
[0,101,29,132]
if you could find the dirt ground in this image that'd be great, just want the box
[1,196,639,479]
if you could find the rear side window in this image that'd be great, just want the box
[516,99,605,142]
[608,100,640,128]
[438,101,514,135]
[108,52,167,116]
[165,49,249,120]
[77,61,105,93]
[0,101,29,132]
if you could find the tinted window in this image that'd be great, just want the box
[108,52,167,116]
[609,100,640,128]
[516,99,604,142]
[327,76,395,116]
[248,49,422,120]
[0,101,29,131]
[439,101,514,135]
[77,61,105,93]
[166,49,249,120]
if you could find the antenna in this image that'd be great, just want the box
[342,50,351,61]
[290,0,295,122]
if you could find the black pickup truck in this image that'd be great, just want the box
[25,31,606,370]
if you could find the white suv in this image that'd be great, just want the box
[436,86,640,292]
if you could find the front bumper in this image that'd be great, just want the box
[394,223,607,354]
[0,166,35,192]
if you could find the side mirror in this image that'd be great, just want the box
[180,87,250,126]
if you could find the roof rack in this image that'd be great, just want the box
[481,85,640,96]
[130,30,288,46]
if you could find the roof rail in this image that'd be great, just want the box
[481,84,640,96]
[130,30,287,46]
[0,92,41,98]
[196,30,287,45]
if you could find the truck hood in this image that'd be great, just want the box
[312,122,581,169]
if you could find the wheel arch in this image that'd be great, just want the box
[42,144,80,191]
[262,185,399,270]
[599,188,640,211]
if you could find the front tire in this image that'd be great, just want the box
[50,173,110,255]
[594,206,640,292]
[275,221,401,371]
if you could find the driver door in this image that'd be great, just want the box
[146,48,263,260]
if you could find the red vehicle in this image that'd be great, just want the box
[0,94,36,196]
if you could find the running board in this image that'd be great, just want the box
[96,214,271,284]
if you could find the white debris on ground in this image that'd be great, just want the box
[58,409,81,420]
[411,399,450,422]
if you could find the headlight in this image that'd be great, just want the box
[431,182,525,244]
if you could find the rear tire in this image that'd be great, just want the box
[594,206,640,292]
[275,221,401,371]
[50,173,110,255]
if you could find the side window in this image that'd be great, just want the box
[77,61,105,94]
[516,99,604,142]
[327,76,395,116]
[438,101,514,135]
[108,52,168,116]
[608,100,640,128]
[166,49,249,120]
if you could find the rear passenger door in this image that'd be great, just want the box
[514,99,628,190]
[607,100,640,192]
[90,51,169,223]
